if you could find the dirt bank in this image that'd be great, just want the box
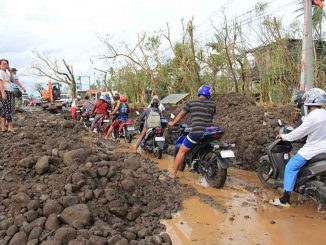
[0,110,194,244]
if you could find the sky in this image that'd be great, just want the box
[0,0,300,95]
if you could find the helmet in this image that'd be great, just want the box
[104,95,111,103]
[120,96,127,103]
[303,88,326,106]
[198,84,212,99]
[291,90,305,108]
[151,98,160,108]
[99,95,104,100]
[113,93,120,101]
[77,95,81,100]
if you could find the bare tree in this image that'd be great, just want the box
[32,52,77,98]
[34,82,45,97]
[102,34,160,95]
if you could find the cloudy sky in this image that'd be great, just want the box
[0,0,299,95]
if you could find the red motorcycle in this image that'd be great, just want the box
[112,119,135,143]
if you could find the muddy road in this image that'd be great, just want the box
[0,110,325,245]
[117,144,326,245]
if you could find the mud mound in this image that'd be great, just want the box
[213,93,295,170]
[0,112,189,244]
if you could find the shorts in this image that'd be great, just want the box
[183,133,203,149]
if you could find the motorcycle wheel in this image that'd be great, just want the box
[257,160,278,189]
[123,127,133,143]
[155,148,163,159]
[203,152,227,188]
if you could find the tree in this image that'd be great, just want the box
[34,82,45,97]
[32,52,77,98]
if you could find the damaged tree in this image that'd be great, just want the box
[33,52,77,98]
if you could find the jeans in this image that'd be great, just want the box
[284,153,307,192]
[90,114,104,130]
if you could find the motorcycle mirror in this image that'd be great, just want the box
[170,113,175,119]
[136,111,140,116]
[277,119,283,127]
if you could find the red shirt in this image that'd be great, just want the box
[94,100,108,115]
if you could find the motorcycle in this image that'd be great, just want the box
[89,113,111,135]
[173,122,235,188]
[257,119,326,204]
[112,119,135,143]
[140,118,169,159]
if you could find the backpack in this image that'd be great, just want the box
[146,108,161,128]
[119,103,129,115]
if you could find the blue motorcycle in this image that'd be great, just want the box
[173,125,235,188]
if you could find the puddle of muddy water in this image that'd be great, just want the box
[116,145,326,245]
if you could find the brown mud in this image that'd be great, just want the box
[1,107,326,245]
[131,149,326,245]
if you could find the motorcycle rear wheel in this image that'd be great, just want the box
[155,148,163,159]
[203,152,227,188]
[257,160,278,189]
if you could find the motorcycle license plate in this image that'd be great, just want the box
[89,118,95,121]
[220,150,235,158]
[155,137,165,142]
[103,119,110,123]
[127,126,135,131]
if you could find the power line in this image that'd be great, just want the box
[194,0,301,46]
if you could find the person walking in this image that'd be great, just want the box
[11,68,26,114]
[0,59,15,133]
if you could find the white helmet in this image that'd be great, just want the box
[77,95,81,100]
[99,95,104,100]
[303,88,326,106]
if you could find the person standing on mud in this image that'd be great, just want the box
[163,85,216,179]
[11,68,26,114]
[0,59,16,133]
[270,88,326,207]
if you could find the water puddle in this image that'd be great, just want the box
[116,144,326,244]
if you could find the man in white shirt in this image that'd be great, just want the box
[270,88,326,207]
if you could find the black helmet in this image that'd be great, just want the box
[292,90,305,108]
[113,93,120,101]
[151,98,160,108]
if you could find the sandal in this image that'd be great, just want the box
[269,198,291,208]
[159,171,176,181]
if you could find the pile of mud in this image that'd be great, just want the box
[213,93,294,169]
[0,111,189,245]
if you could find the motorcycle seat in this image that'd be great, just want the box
[308,153,326,164]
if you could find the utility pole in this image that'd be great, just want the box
[300,0,324,90]
[300,0,313,91]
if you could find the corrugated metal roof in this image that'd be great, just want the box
[161,93,190,104]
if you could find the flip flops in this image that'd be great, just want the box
[269,198,291,208]
[159,171,176,182]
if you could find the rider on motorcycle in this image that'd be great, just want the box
[90,95,109,132]
[105,95,130,140]
[80,95,94,122]
[148,95,165,112]
[134,98,162,152]
[164,85,216,179]
[271,88,326,207]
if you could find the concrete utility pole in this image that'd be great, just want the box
[300,0,314,91]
